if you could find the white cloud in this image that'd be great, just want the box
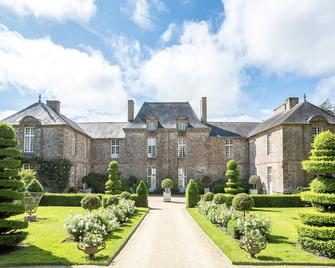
[0,0,96,22]
[220,0,335,76]
[0,24,128,121]
[312,76,335,105]
[0,110,17,120]
[126,0,165,29]
[160,23,177,42]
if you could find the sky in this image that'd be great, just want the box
[0,0,334,122]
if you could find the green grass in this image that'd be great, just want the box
[188,207,335,265]
[0,206,148,266]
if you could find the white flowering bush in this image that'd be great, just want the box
[79,233,104,248]
[197,200,216,216]
[106,199,135,224]
[240,229,267,258]
[236,215,271,238]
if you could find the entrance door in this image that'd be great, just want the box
[178,166,187,193]
[147,167,156,192]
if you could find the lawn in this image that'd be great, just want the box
[0,206,148,266]
[188,207,335,265]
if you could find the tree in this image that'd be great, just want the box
[224,160,244,194]
[0,122,28,248]
[105,161,122,194]
[186,179,200,208]
[320,99,335,114]
[298,131,335,257]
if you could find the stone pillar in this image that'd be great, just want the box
[200,97,207,123]
[128,100,134,122]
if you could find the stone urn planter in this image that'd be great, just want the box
[161,178,173,202]
[202,176,212,194]
[239,242,265,258]
[23,191,45,222]
[239,230,267,258]
[248,175,260,196]
[77,242,106,258]
[204,187,211,193]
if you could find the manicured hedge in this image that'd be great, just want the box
[301,191,335,205]
[251,194,306,207]
[40,193,90,206]
[299,212,335,227]
[297,224,335,240]
[298,236,335,258]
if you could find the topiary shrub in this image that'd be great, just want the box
[80,195,101,211]
[136,180,148,207]
[186,179,200,208]
[120,191,132,200]
[0,122,28,248]
[212,179,225,193]
[105,161,123,195]
[161,178,173,192]
[213,193,225,204]
[82,172,107,193]
[298,131,335,257]
[194,178,204,194]
[202,192,214,202]
[26,179,44,193]
[224,160,244,194]
[102,195,119,208]
[232,193,254,216]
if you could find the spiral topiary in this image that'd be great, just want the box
[298,130,335,257]
[224,160,244,194]
[105,161,123,195]
[0,122,28,248]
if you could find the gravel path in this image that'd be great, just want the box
[110,196,230,268]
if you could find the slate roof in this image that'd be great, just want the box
[78,122,129,139]
[129,102,209,129]
[208,122,260,137]
[2,101,88,136]
[248,101,335,137]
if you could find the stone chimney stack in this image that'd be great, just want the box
[128,100,134,122]
[285,97,299,110]
[46,100,60,114]
[200,97,207,123]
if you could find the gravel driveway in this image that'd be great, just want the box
[110,195,230,268]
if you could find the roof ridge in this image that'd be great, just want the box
[144,101,190,104]
[78,121,129,124]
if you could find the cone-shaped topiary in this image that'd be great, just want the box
[0,122,28,248]
[224,160,244,194]
[186,179,200,208]
[105,161,123,195]
[136,180,148,207]
[298,130,335,257]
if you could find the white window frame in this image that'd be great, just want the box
[178,166,187,189]
[148,122,157,131]
[24,127,35,153]
[111,139,120,158]
[267,133,272,155]
[178,138,187,158]
[147,166,157,192]
[147,138,157,158]
[312,126,323,137]
[177,122,187,131]
[22,164,35,170]
[71,135,76,156]
[267,166,273,194]
[225,139,234,158]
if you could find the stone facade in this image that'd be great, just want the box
[3,97,335,193]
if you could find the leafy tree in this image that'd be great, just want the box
[0,122,28,248]
[320,99,335,114]
[224,160,244,194]
[105,161,122,194]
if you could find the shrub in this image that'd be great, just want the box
[40,193,88,206]
[19,169,36,188]
[194,178,204,194]
[298,236,335,258]
[202,176,211,188]
[161,178,173,191]
[298,224,335,240]
[240,229,267,258]
[82,172,107,193]
[26,179,44,193]
[299,212,335,226]
[213,193,225,204]
[127,176,138,189]
[249,175,260,190]
[186,179,200,208]
[224,160,244,194]
[80,195,101,211]
[208,204,237,228]
[0,122,28,247]
[136,180,148,207]
[251,194,305,207]
[105,199,136,224]
[227,218,243,239]
[301,191,335,212]
[238,215,271,238]
[120,191,132,200]
[310,177,335,193]
[102,195,119,208]
[105,161,123,194]
[212,179,225,193]
[232,193,254,216]
[202,192,214,202]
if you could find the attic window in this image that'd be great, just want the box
[147,116,158,131]
[176,116,188,132]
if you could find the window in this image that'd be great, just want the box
[148,122,157,131]
[111,139,120,158]
[70,166,76,187]
[178,138,187,158]
[225,139,234,158]
[147,138,157,158]
[71,135,76,155]
[267,133,272,155]
[22,164,35,170]
[312,126,323,137]
[147,166,157,192]
[267,166,273,194]
[178,166,187,188]
[177,122,187,131]
[24,127,35,153]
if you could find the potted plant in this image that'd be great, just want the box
[248,175,260,195]
[77,233,106,258]
[161,178,173,202]
[23,179,45,222]
[239,230,267,258]
[202,176,211,193]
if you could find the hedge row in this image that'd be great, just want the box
[299,212,335,227]
[297,224,335,240]
[301,191,335,205]
[298,236,335,258]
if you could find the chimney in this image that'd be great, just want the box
[285,97,299,110]
[200,97,207,123]
[46,100,60,114]
[128,100,134,121]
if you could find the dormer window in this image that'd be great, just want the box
[176,115,188,132]
[147,116,158,131]
[148,122,157,131]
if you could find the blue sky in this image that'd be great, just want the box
[0,0,334,122]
